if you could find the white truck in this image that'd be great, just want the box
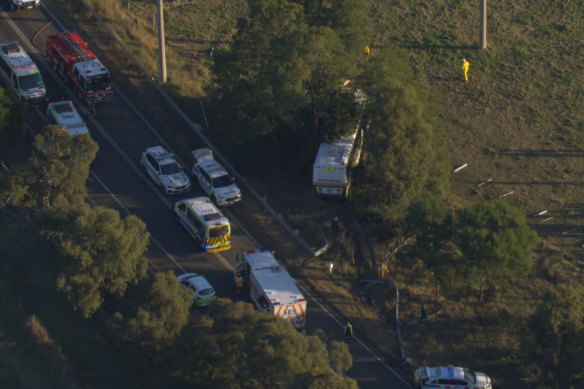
[312,126,363,198]
[235,249,307,329]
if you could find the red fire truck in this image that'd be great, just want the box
[46,31,113,104]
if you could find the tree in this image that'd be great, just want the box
[454,200,539,301]
[55,205,149,317]
[358,46,449,212]
[0,87,26,153]
[6,126,98,210]
[521,285,584,388]
[213,0,365,168]
[170,299,356,388]
[124,271,192,351]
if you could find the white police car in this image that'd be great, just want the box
[46,100,89,136]
[192,148,241,206]
[414,366,492,389]
[140,146,191,195]
[177,273,217,307]
[7,0,40,11]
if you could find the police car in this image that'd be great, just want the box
[192,148,241,206]
[7,0,40,11]
[177,273,217,307]
[414,366,492,389]
[140,146,191,195]
[46,100,89,136]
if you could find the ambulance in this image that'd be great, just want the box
[235,249,307,329]
[173,197,231,253]
[0,41,46,103]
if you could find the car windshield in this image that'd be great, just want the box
[463,369,476,385]
[160,162,181,175]
[212,174,234,188]
[18,73,44,89]
[85,73,111,91]
[199,287,215,297]
[209,225,229,238]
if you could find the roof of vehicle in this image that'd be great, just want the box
[177,273,213,291]
[197,159,231,179]
[145,146,177,166]
[73,58,109,77]
[243,249,305,306]
[193,148,231,179]
[183,197,229,226]
[313,130,358,170]
[0,41,39,74]
[416,366,467,381]
[47,101,89,134]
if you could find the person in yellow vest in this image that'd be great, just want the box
[364,44,371,56]
[461,58,470,82]
[234,271,244,294]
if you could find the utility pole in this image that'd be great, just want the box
[479,0,487,49]
[156,0,167,83]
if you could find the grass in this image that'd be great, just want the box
[44,0,584,386]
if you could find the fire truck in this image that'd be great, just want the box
[45,31,113,104]
[235,249,307,329]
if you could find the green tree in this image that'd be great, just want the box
[170,299,355,388]
[6,126,97,210]
[294,0,370,54]
[214,0,364,168]
[55,205,149,317]
[0,87,26,153]
[124,271,192,351]
[359,47,449,212]
[454,200,539,301]
[521,285,584,388]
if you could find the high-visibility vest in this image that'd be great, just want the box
[235,274,244,287]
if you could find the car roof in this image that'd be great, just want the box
[178,273,212,290]
[197,159,230,179]
[418,366,466,381]
[145,146,177,165]
[48,100,87,128]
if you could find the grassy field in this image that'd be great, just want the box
[46,0,584,387]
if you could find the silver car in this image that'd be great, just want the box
[140,146,191,195]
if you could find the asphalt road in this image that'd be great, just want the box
[0,3,412,388]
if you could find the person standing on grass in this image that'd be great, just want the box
[462,58,470,82]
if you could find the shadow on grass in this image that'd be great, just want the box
[496,149,584,158]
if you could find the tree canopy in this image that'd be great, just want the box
[521,285,584,388]
[55,205,149,317]
[5,126,98,210]
[170,299,356,389]
[454,200,539,300]
[124,271,192,351]
[358,47,449,212]
[214,0,369,168]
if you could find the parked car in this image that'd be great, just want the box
[7,0,40,11]
[414,366,492,389]
[140,146,191,195]
[177,273,217,307]
[191,148,241,206]
[46,100,89,136]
